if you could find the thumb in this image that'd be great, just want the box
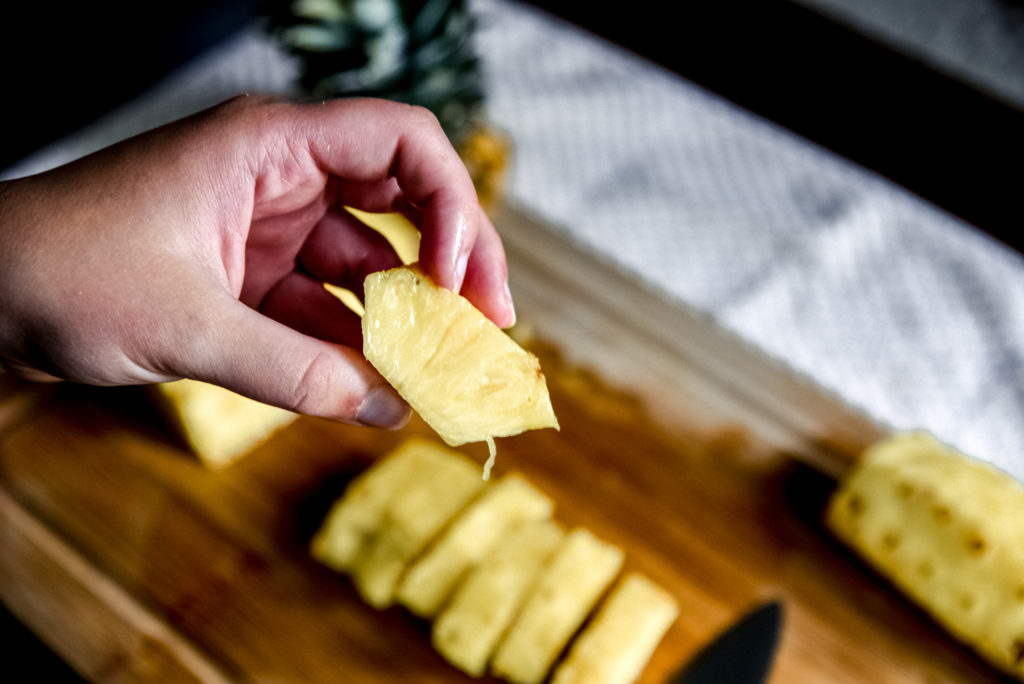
[175,297,410,428]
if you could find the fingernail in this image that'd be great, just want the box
[454,249,470,292]
[356,386,411,429]
[503,281,517,327]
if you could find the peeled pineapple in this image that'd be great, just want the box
[311,439,678,683]
[154,379,297,468]
[344,207,421,265]
[362,267,559,454]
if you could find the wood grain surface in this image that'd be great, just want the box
[0,206,1011,683]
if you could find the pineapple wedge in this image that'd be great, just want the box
[362,267,559,453]
[551,573,679,684]
[396,472,555,618]
[311,436,443,573]
[490,527,625,684]
[154,379,297,468]
[349,439,486,608]
[432,518,566,677]
[345,207,421,265]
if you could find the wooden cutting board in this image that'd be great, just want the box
[0,206,1010,683]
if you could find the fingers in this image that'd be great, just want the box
[177,294,409,428]
[459,206,516,328]
[258,271,364,348]
[289,99,513,321]
[298,207,404,300]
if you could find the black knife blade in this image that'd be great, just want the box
[670,600,784,684]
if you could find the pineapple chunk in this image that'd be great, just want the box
[154,379,297,468]
[323,209,420,316]
[827,431,1024,679]
[490,527,625,684]
[362,267,559,451]
[345,207,421,265]
[396,472,555,618]
[312,439,678,684]
[311,437,441,573]
[348,440,486,608]
[551,573,679,684]
[433,518,566,677]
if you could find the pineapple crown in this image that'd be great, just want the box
[262,0,485,140]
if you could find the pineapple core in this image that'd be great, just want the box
[362,267,558,475]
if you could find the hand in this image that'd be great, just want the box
[0,94,515,428]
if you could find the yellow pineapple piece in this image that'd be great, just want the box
[154,379,297,468]
[490,527,625,684]
[551,573,679,684]
[396,472,555,618]
[324,209,421,316]
[362,266,559,462]
[432,518,566,677]
[348,440,487,609]
[311,436,441,573]
[345,207,421,265]
[827,431,1024,679]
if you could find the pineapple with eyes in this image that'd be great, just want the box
[362,266,558,477]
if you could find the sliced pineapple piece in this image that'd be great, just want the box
[432,518,566,677]
[551,572,679,684]
[396,472,555,618]
[345,208,421,265]
[362,267,559,454]
[490,527,625,684]
[826,431,1024,679]
[311,437,440,573]
[154,379,297,468]
[348,440,486,609]
[312,438,677,683]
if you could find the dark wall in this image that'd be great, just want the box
[3,0,1021,250]
[1,0,259,170]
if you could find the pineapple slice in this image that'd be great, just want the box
[362,267,558,468]
[348,439,486,608]
[311,436,441,573]
[324,209,421,316]
[154,379,297,468]
[345,207,421,265]
[396,472,555,618]
[432,518,566,677]
[490,527,625,684]
[551,572,679,684]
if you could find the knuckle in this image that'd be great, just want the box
[400,103,443,133]
[289,350,354,417]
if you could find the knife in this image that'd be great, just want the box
[669,600,784,684]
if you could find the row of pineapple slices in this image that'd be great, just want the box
[311,437,678,684]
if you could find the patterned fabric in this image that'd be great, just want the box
[471,0,1024,479]
[3,0,1022,479]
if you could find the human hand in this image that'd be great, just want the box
[0,95,515,428]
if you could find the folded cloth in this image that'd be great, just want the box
[3,0,1022,481]
[470,0,1024,479]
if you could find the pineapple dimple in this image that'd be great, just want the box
[362,267,559,459]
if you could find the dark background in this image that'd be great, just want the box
[1,0,1021,252]
[531,0,1024,254]
[1,0,1022,678]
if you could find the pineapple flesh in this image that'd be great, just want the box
[154,379,297,468]
[362,267,558,451]
[827,431,1024,679]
